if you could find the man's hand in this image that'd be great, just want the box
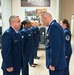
[49,65,55,71]
[6,67,13,72]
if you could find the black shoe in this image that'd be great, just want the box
[30,64,36,67]
[34,56,40,59]
[34,63,38,65]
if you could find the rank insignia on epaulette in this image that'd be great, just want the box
[51,22,54,25]
[6,30,9,32]
[66,35,70,41]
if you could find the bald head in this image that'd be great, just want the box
[41,11,52,18]
[41,11,53,26]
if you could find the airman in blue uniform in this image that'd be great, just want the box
[60,19,72,75]
[1,16,22,75]
[31,21,40,59]
[29,25,38,67]
[41,11,66,75]
[34,26,40,59]
[20,20,34,75]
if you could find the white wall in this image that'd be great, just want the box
[1,0,12,33]
[12,0,59,21]
[0,7,2,27]
[59,0,74,24]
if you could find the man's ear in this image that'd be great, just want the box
[11,21,14,25]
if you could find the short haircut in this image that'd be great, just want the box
[41,11,52,18]
[9,15,19,24]
[41,11,47,17]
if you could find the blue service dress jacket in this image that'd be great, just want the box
[30,26,38,47]
[1,27,22,71]
[46,20,66,70]
[20,27,34,58]
[35,26,40,43]
[64,28,72,56]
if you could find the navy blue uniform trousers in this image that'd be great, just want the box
[22,55,29,75]
[64,56,71,75]
[49,69,64,75]
[3,70,20,75]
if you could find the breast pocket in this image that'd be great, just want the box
[13,39,19,45]
[14,39,18,42]
[27,33,32,40]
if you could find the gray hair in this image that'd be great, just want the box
[9,15,19,24]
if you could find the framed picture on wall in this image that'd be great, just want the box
[36,8,47,16]
[21,0,50,7]
[25,9,36,16]
[24,8,36,20]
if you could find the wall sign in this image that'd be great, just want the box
[21,0,50,7]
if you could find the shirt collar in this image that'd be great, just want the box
[14,30,19,34]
